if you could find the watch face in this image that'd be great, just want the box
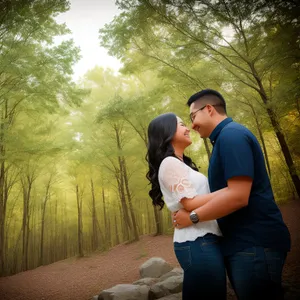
[190,212,199,223]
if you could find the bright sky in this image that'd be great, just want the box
[55,0,122,81]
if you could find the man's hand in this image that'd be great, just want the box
[172,208,193,229]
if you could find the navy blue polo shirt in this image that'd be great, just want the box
[208,118,291,256]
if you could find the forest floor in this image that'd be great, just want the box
[0,200,299,300]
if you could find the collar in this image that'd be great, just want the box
[209,117,233,146]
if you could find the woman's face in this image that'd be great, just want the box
[171,116,192,148]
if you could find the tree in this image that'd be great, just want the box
[20,161,38,271]
[0,0,85,275]
[100,0,300,197]
[40,171,56,265]
[75,183,84,257]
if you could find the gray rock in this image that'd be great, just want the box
[140,257,173,279]
[98,284,149,300]
[159,268,183,282]
[159,293,182,300]
[133,277,159,286]
[149,275,183,299]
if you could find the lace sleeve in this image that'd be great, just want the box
[159,157,198,203]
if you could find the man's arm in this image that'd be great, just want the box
[180,187,228,211]
[193,176,252,220]
[174,176,252,228]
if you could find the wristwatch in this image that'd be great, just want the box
[190,210,200,224]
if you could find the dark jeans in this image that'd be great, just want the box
[225,246,287,300]
[174,233,226,300]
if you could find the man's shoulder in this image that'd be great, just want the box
[224,121,248,131]
[216,121,259,149]
[221,121,253,137]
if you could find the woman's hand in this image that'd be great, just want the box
[172,209,193,229]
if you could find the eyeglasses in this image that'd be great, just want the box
[189,104,224,122]
[189,105,206,122]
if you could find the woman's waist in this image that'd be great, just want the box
[173,220,222,241]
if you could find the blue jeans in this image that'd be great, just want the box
[225,247,287,300]
[174,234,226,300]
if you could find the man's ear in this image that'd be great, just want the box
[207,104,214,115]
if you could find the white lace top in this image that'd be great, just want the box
[158,156,222,243]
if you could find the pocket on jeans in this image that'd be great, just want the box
[201,234,219,246]
[174,246,192,271]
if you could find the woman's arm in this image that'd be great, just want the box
[180,187,228,211]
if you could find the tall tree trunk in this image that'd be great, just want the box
[0,98,17,275]
[146,202,152,233]
[21,181,27,271]
[62,201,68,259]
[3,173,11,274]
[76,184,84,257]
[239,97,272,178]
[251,68,300,197]
[153,206,163,235]
[117,174,130,240]
[0,103,7,276]
[265,107,300,196]
[90,179,98,250]
[12,226,22,274]
[113,124,132,239]
[54,194,58,261]
[40,177,51,266]
[0,161,5,276]
[122,157,139,241]
[21,176,32,271]
[250,105,272,178]
[114,214,120,245]
[25,202,30,269]
[102,188,109,248]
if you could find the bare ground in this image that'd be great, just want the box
[0,200,299,300]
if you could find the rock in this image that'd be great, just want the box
[133,277,159,286]
[91,296,98,300]
[159,293,182,300]
[159,268,183,281]
[98,284,149,300]
[149,275,183,299]
[140,257,173,279]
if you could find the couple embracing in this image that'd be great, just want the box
[146,89,290,300]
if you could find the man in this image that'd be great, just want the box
[173,89,290,300]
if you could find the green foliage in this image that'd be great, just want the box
[2,0,299,277]
[100,0,300,182]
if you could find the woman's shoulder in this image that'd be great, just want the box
[159,156,185,174]
[160,156,184,168]
[161,156,180,163]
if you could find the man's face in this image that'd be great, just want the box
[189,101,212,138]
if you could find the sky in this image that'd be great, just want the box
[55,0,122,81]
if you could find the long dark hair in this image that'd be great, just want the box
[146,113,198,210]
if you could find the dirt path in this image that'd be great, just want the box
[0,200,299,300]
[0,235,179,300]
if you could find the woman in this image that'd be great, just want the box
[146,113,226,299]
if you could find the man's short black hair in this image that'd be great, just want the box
[187,89,226,112]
